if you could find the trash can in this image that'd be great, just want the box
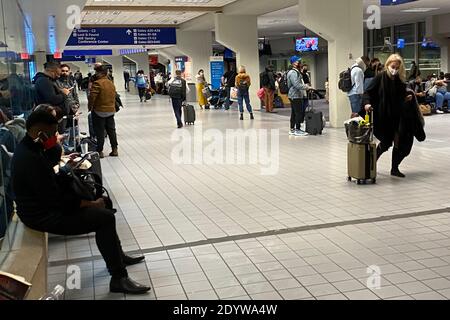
[186,83,197,103]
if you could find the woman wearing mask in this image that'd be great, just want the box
[363,54,425,178]
[196,70,209,110]
[235,66,254,121]
[135,70,148,103]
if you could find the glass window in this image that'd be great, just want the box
[374,27,391,47]
[418,22,426,42]
[396,44,415,70]
[419,46,441,78]
[394,24,415,43]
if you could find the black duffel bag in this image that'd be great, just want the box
[345,122,372,144]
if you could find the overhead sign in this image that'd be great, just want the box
[380,0,418,5]
[66,27,177,46]
[61,54,86,62]
[64,49,113,56]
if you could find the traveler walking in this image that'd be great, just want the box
[135,70,148,103]
[168,70,188,129]
[363,54,426,178]
[222,66,237,110]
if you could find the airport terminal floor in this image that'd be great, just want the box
[47,93,450,300]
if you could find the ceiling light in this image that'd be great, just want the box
[401,8,439,13]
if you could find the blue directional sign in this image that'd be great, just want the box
[380,0,418,5]
[210,57,224,90]
[66,27,177,46]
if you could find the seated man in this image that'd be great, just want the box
[11,110,150,295]
[434,75,450,114]
[408,76,427,104]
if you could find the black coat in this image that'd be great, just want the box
[11,136,81,227]
[362,72,425,157]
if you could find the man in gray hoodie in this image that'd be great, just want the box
[288,56,311,137]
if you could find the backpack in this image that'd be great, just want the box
[238,77,249,92]
[279,73,289,94]
[339,66,357,93]
[136,76,146,87]
[169,79,184,99]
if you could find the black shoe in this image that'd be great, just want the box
[391,169,406,178]
[110,277,151,294]
[240,114,244,121]
[250,113,254,120]
[122,255,145,266]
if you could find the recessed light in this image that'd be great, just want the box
[401,8,439,13]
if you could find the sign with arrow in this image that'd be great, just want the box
[66,27,176,46]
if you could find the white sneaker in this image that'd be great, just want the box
[289,129,296,136]
[295,130,309,137]
[436,109,444,114]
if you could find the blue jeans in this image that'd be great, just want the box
[238,92,252,114]
[348,94,362,113]
[435,91,450,109]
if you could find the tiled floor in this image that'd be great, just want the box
[48,93,450,300]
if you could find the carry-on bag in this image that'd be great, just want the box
[305,92,324,135]
[183,103,196,125]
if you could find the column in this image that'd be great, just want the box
[126,52,150,77]
[34,51,47,73]
[103,56,126,93]
[176,30,213,82]
[299,0,364,128]
[215,14,260,104]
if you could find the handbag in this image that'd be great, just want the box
[257,88,265,100]
[115,93,123,112]
[230,87,239,102]
[427,85,437,97]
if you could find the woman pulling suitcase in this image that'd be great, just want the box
[362,54,425,178]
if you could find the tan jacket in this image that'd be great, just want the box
[235,73,251,88]
[88,75,116,113]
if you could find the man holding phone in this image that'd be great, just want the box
[11,110,151,295]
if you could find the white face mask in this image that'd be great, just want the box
[389,67,399,76]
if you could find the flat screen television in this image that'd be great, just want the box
[296,37,319,52]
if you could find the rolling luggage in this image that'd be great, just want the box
[183,104,196,125]
[347,142,377,185]
[305,93,324,135]
[346,112,377,185]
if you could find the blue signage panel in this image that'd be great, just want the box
[66,27,177,46]
[210,58,224,90]
[61,54,86,62]
[64,49,113,56]
[380,0,418,5]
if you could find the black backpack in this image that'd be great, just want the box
[169,79,184,99]
[279,73,289,94]
[339,66,357,93]
[238,78,249,92]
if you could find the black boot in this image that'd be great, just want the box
[110,277,151,294]
[122,254,145,266]
[250,113,254,120]
[391,148,406,178]
[240,113,244,121]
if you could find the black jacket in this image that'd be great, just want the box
[362,72,425,156]
[33,73,67,114]
[11,135,81,227]
[261,70,276,90]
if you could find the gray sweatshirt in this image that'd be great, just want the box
[287,69,309,100]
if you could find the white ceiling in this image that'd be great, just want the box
[82,0,239,25]
[258,0,450,39]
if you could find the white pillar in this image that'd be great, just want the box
[126,52,150,77]
[299,0,364,128]
[176,30,213,83]
[441,45,449,73]
[34,51,47,73]
[215,14,260,104]
[103,56,126,93]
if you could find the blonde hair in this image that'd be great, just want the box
[238,65,246,74]
[385,54,406,82]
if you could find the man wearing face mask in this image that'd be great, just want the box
[347,56,370,116]
[363,54,425,178]
[11,110,151,295]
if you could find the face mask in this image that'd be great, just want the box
[389,67,399,76]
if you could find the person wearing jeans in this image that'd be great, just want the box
[347,56,370,115]
[88,65,119,158]
[287,56,311,137]
[436,89,450,111]
[235,66,254,120]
